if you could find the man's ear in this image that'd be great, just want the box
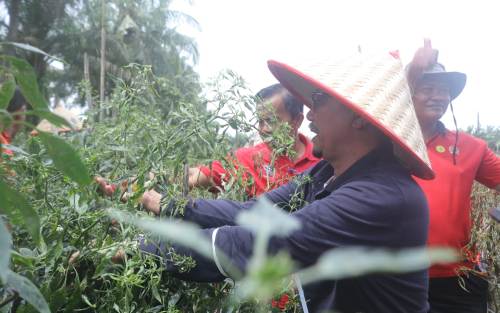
[352,116,368,129]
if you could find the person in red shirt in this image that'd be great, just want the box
[0,132,11,156]
[1,88,28,157]
[192,83,319,196]
[136,84,319,213]
[407,39,500,313]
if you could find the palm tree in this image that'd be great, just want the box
[0,0,201,107]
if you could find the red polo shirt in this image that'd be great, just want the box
[1,132,13,156]
[199,133,320,197]
[414,125,500,277]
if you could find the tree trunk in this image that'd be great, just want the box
[83,52,93,111]
[6,0,20,42]
[99,0,106,122]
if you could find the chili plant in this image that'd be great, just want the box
[1,52,462,313]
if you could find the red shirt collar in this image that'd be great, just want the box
[425,121,448,145]
[300,133,315,156]
[296,133,319,164]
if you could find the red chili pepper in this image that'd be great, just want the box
[271,299,279,308]
[278,294,289,310]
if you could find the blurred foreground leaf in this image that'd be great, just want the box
[236,196,301,237]
[108,209,213,259]
[38,132,91,187]
[5,56,48,110]
[4,270,51,313]
[297,247,458,285]
[0,218,12,281]
[1,42,64,63]
[0,73,16,110]
[0,179,40,244]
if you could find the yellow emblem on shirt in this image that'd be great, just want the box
[435,145,446,153]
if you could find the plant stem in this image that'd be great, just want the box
[0,293,17,309]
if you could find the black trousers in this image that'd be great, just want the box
[429,275,489,313]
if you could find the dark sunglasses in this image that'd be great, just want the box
[311,90,330,108]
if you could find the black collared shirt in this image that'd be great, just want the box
[143,148,430,313]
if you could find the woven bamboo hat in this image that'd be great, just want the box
[268,53,434,180]
[31,106,83,135]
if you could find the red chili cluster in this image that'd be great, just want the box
[271,293,290,311]
[464,249,481,264]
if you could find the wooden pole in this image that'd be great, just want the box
[99,0,106,121]
[83,52,92,111]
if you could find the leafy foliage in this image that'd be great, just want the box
[0,64,261,312]
[1,59,464,312]
[3,270,51,313]
[0,0,201,104]
[467,184,500,311]
[0,178,40,244]
[465,126,500,311]
[1,48,92,313]
[0,73,16,110]
[465,125,500,153]
[37,132,91,187]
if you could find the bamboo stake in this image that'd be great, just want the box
[83,52,92,111]
[99,0,106,121]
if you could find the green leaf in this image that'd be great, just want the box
[0,179,40,244]
[109,209,242,280]
[1,143,29,155]
[4,270,51,313]
[108,209,212,258]
[81,294,96,309]
[11,250,36,268]
[0,218,12,282]
[5,56,48,110]
[234,252,295,302]
[0,42,64,63]
[33,109,72,129]
[236,197,301,237]
[0,73,16,110]
[297,247,458,285]
[151,285,162,303]
[38,132,91,186]
[237,197,301,269]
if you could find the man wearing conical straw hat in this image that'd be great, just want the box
[139,53,435,312]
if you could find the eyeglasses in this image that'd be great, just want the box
[311,90,330,109]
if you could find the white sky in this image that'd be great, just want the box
[172,0,499,131]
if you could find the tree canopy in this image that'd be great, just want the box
[0,0,201,111]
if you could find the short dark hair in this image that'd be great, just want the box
[256,83,303,119]
[7,88,27,113]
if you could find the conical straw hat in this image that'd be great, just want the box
[35,106,83,134]
[268,53,434,180]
